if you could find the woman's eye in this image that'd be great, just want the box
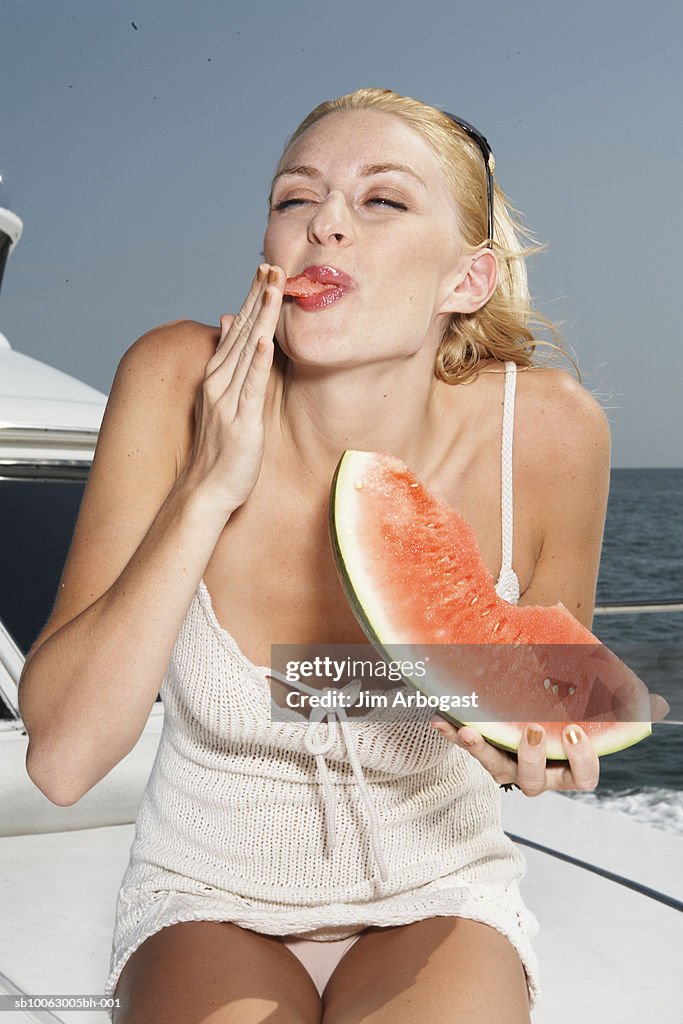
[271,195,408,212]
[272,197,312,210]
[367,197,408,210]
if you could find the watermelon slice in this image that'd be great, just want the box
[329,449,653,760]
[284,275,335,297]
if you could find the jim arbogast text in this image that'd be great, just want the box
[283,690,480,711]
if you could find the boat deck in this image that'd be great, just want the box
[1,785,680,1023]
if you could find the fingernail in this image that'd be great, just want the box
[262,288,272,306]
[458,731,477,748]
[566,725,581,745]
[268,267,278,284]
[257,265,268,282]
[527,726,543,747]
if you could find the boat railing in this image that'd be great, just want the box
[593,599,683,614]
[593,600,682,726]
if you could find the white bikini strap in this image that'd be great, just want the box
[499,361,518,592]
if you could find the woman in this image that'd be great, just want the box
[20,89,613,1023]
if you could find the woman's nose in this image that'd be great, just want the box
[307,192,354,247]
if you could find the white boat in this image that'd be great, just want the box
[1,206,681,1023]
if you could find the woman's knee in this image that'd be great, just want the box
[113,920,322,1024]
[322,917,531,1024]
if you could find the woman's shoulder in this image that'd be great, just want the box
[515,363,611,455]
[119,318,220,381]
[469,359,610,460]
[507,364,612,619]
[114,318,221,474]
[512,364,612,514]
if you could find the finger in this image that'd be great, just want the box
[247,277,285,343]
[216,267,284,376]
[448,723,521,784]
[223,287,282,407]
[429,713,456,734]
[430,716,481,746]
[236,336,275,412]
[514,724,547,797]
[228,263,270,337]
[206,276,281,401]
[429,715,473,744]
[650,693,670,723]
[218,313,236,340]
[558,724,600,791]
[211,264,270,365]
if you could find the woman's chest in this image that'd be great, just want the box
[201,439,542,669]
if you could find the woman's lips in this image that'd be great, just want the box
[283,265,353,310]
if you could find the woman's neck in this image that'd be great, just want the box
[263,348,454,497]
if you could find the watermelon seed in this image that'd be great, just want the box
[552,684,559,696]
[569,687,575,695]
[543,678,551,690]
[469,595,479,605]
[491,620,501,634]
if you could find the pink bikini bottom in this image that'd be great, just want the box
[280,933,364,996]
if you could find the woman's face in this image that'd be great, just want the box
[264,109,472,371]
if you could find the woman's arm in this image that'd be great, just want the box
[19,267,282,805]
[19,322,227,804]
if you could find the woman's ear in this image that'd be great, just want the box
[440,250,498,315]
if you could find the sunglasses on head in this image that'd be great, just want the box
[443,112,495,249]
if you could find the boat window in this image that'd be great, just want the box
[0,229,11,293]
[0,469,163,721]
[0,476,86,658]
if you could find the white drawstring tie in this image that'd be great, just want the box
[267,669,389,884]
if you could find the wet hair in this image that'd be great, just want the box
[274,87,579,385]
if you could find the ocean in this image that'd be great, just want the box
[559,467,683,835]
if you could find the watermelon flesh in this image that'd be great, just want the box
[329,450,653,760]
[284,275,334,297]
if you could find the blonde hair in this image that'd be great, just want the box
[275,88,579,385]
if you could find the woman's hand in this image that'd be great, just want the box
[180,264,284,518]
[430,690,670,796]
[430,718,600,796]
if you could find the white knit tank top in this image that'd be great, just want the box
[106,360,541,1009]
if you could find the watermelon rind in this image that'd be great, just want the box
[329,450,652,762]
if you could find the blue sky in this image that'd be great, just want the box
[1,0,681,466]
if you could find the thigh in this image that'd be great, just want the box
[321,917,531,1024]
[113,920,322,1024]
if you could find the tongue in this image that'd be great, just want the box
[284,275,335,297]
